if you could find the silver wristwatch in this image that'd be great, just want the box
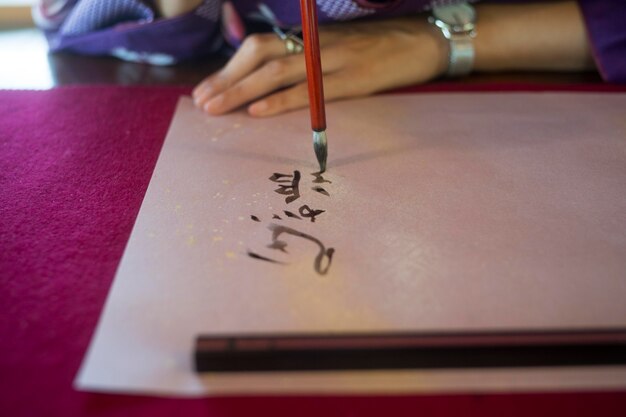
[428,2,477,77]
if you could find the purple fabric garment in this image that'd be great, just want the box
[33,0,626,82]
[59,0,155,36]
[578,0,626,83]
[36,0,223,64]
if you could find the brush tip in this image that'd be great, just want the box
[313,130,328,173]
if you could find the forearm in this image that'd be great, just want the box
[153,0,202,18]
[192,1,601,117]
[474,1,595,72]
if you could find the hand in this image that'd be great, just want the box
[192,16,448,117]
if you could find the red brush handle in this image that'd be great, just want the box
[299,0,326,132]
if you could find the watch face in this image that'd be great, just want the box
[433,3,476,30]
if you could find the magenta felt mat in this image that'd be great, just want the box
[1,85,625,417]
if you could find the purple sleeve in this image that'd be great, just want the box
[577,0,626,83]
[33,0,224,65]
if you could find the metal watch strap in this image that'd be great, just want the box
[447,33,474,77]
[429,2,477,78]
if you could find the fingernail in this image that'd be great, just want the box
[249,100,268,116]
[204,94,224,113]
[192,84,205,97]
[194,84,211,99]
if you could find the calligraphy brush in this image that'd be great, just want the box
[299,0,328,173]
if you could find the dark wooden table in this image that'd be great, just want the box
[44,52,606,87]
[0,28,603,90]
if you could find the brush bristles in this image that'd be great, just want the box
[313,130,328,173]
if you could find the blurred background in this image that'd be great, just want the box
[0,0,227,89]
[0,0,53,89]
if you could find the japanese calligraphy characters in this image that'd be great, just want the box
[269,171,301,204]
[248,171,334,275]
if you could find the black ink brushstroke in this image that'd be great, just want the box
[270,171,301,204]
[268,224,335,275]
[272,214,282,220]
[251,215,261,222]
[247,251,284,264]
[299,205,325,223]
[312,186,330,197]
[284,210,301,219]
[269,173,292,181]
[267,239,288,253]
[311,172,332,184]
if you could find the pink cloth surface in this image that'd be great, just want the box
[1,85,625,417]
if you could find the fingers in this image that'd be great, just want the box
[199,43,350,115]
[248,70,367,117]
[193,28,348,111]
[247,82,309,117]
[192,33,284,106]
[202,55,306,115]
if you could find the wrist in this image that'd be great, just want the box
[406,18,450,80]
[473,4,511,72]
[427,3,477,77]
[422,21,451,79]
[473,2,594,73]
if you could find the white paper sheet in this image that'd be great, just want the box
[76,94,626,396]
